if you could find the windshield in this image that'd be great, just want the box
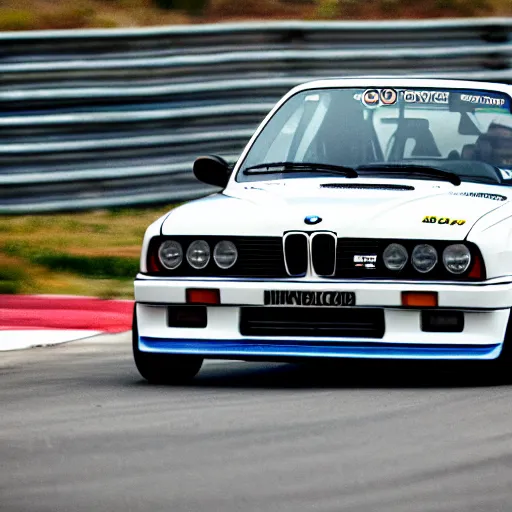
[236,86,512,186]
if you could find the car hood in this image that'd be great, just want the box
[161,178,510,240]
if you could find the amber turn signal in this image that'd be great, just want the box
[401,291,438,307]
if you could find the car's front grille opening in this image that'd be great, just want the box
[240,307,385,338]
[311,233,336,276]
[234,237,287,277]
[336,239,380,278]
[283,233,308,276]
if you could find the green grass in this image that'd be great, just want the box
[0,264,30,294]
[31,253,140,279]
[0,204,176,299]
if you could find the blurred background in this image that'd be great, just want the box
[1,0,511,300]
[0,0,508,30]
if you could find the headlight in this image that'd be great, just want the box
[411,244,438,273]
[158,240,183,270]
[186,240,210,269]
[383,243,408,271]
[213,241,238,269]
[443,244,471,274]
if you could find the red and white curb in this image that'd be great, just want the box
[0,295,134,351]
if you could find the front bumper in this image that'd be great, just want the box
[134,276,512,360]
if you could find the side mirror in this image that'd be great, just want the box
[193,155,231,188]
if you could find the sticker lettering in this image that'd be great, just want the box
[264,290,355,307]
[449,191,507,201]
[460,94,506,107]
[403,90,450,104]
[422,216,466,226]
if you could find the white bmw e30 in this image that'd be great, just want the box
[133,77,512,383]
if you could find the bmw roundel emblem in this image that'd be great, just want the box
[305,215,322,225]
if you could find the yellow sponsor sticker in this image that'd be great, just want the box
[422,216,466,226]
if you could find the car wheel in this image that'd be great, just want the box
[132,305,203,384]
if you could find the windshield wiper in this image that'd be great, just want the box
[243,161,359,178]
[356,164,461,186]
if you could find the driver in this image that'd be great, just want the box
[474,117,512,167]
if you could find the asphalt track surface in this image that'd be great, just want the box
[2,333,512,512]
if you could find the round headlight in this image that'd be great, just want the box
[186,240,210,269]
[383,243,408,271]
[158,240,183,270]
[443,244,471,274]
[213,241,238,269]
[411,244,438,273]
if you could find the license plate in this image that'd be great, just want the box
[264,290,356,307]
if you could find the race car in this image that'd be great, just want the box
[133,77,512,383]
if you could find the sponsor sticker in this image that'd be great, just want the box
[353,254,377,269]
[422,216,466,226]
[402,90,450,104]
[460,94,506,107]
[264,290,356,307]
[449,191,507,201]
[360,88,398,107]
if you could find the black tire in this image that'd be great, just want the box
[132,304,204,384]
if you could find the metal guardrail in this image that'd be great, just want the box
[2,18,512,214]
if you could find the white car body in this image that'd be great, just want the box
[133,77,512,381]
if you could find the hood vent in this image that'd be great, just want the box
[320,183,414,191]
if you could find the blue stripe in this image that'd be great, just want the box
[139,337,503,360]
